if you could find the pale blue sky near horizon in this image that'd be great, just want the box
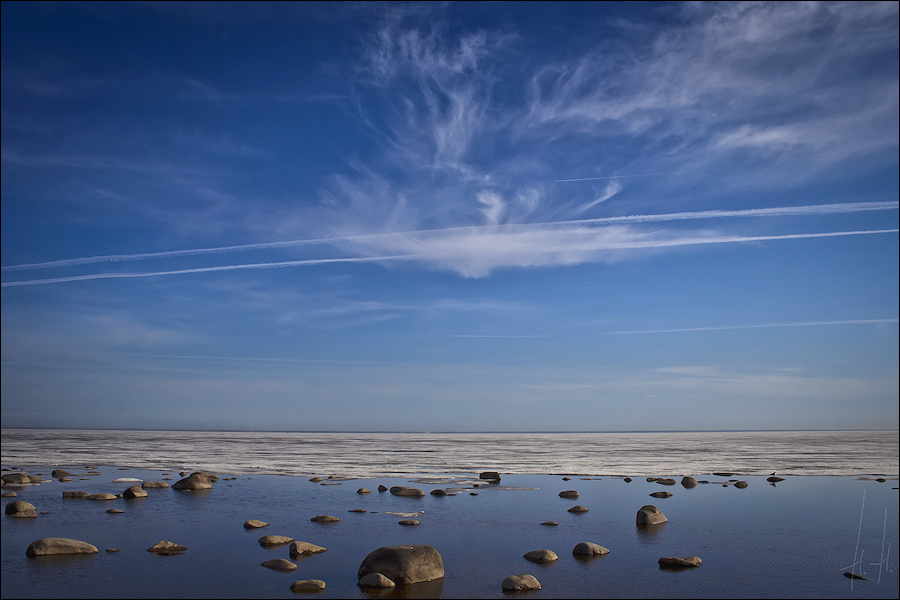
[1,1,898,432]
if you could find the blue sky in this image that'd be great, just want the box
[2,1,897,432]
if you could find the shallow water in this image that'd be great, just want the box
[1,466,898,599]
[1,429,897,477]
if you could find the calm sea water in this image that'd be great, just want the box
[2,429,898,599]
[1,429,897,477]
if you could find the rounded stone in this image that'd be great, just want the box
[567,505,589,513]
[649,491,673,498]
[261,558,298,571]
[636,505,667,526]
[26,537,98,557]
[390,486,425,497]
[259,535,294,547]
[572,542,610,556]
[502,574,541,591]
[523,549,558,564]
[357,544,444,585]
[558,490,579,499]
[244,519,269,529]
[5,500,37,518]
[358,573,395,588]
[357,488,372,494]
[310,515,340,523]
[290,579,326,592]
[398,519,420,526]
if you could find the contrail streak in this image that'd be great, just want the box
[607,318,900,335]
[2,201,897,273]
[555,173,673,182]
[2,228,897,287]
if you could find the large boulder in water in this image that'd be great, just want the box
[172,473,212,491]
[26,537,98,557]
[636,505,667,526]
[357,544,444,585]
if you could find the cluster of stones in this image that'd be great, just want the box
[9,466,798,594]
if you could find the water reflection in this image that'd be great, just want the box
[360,577,444,599]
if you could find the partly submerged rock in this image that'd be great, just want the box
[243,519,269,529]
[172,473,212,491]
[558,490,579,499]
[290,541,327,557]
[310,515,340,523]
[567,505,589,513]
[259,535,294,547]
[291,579,326,592]
[26,537,98,557]
[681,477,698,488]
[51,470,71,479]
[86,493,116,501]
[659,556,702,568]
[479,471,501,481]
[377,484,389,492]
[358,573,396,588]
[147,540,187,554]
[357,544,444,585]
[734,481,749,488]
[5,500,37,518]
[390,486,425,497]
[123,485,148,499]
[572,542,610,557]
[502,574,541,591]
[357,488,372,494]
[523,549,558,564]
[636,505,667,526]
[62,491,89,499]
[398,519,420,526]
[142,481,169,489]
[261,558,298,571]
[649,491,673,498]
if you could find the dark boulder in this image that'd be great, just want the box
[357,544,444,585]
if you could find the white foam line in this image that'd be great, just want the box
[2,201,897,273]
[607,319,900,335]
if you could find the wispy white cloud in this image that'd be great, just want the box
[3,227,896,286]
[4,201,896,273]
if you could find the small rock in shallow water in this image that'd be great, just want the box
[844,572,867,580]
[659,556,702,568]
[558,490,579,499]
[357,488,371,494]
[636,505,667,526]
[259,535,294,547]
[398,519,420,526]
[261,558,297,571]
[378,485,388,492]
[311,515,340,523]
[106,509,124,514]
[290,579,326,592]
[147,540,187,553]
[290,541,327,557]
[243,520,269,529]
[572,542,610,556]
[358,573,395,588]
[27,538,98,557]
[649,491,673,498]
[523,549,558,564]
[540,521,558,526]
[567,505,589,513]
[502,574,541,591]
